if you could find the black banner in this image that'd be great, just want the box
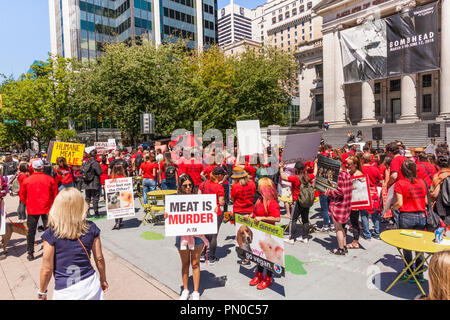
[386,2,439,77]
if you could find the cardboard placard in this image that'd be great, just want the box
[0,200,5,236]
[94,142,109,154]
[165,194,217,237]
[48,141,85,166]
[281,132,323,164]
[350,175,373,210]
[315,155,341,193]
[235,215,285,277]
[108,139,117,150]
[105,177,135,220]
[236,120,263,156]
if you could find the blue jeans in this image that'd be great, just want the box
[143,178,157,205]
[161,179,177,190]
[319,195,332,227]
[360,210,381,239]
[58,182,74,191]
[399,211,427,273]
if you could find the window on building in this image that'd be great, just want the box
[423,74,432,87]
[292,8,297,15]
[279,14,283,21]
[300,5,304,12]
[272,17,276,24]
[295,31,297,36]
[302,36,305,40]
[315,64,323,79]
[288,40,290,45]
[288,34,290,38]
[286,12,290,18]
[281,36,283,40]
[288,27,290,32]
[275,38,277,43]
[390,79,401,91]
[374,82,381,94]
[423,94,432,112]
[375,100,381,116]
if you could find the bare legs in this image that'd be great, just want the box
[333,218,347,250]
[178,245,204,292]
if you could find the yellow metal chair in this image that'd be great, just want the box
[142,190,177,225]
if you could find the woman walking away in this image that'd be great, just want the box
[139,154,158,204]
[164,174,209,300]
[39,188,108,300]
[160,151,178,190]
[392,160,428,283]
[110,164,127,230]
[244,177,280,290]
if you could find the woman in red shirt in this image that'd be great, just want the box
[392,160,428,282]
[110,164,127,230]
[139,155,158,205]
[17,163,30,221]
[198,167,225,265]
[55,157,74,191]
[99,155,109,202]
[243,177,280,290]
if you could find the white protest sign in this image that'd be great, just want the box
[84,146,95,153]
[236,120,263,156]
[0,200,5,236]
[94,142,108,154]
[165,194,217,237]
[447,127,450,146]
[108,139,117,150]
[105,177,135,219]
[281,132,323,164]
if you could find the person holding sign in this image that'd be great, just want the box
[243,177,280,290]
[54,157,74,191]
[164,174,208,300]
[110,164,127,230]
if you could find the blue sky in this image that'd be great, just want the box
[0,0,266,78]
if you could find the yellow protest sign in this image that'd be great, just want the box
[50,142,85,166]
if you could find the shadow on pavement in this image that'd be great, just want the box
[215,244,235,260]
[376,271,428,300]
[238,265,286,297]
[120,218,143,229]
[179,270,228,296]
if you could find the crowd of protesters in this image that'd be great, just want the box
[0,136,449,301]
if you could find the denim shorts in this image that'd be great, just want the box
[175,236,204,250]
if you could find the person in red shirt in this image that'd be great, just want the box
[99,155,109,201]
[392,160,428,281]
[386,142,407,187]
[361,153,382,240]
[139,154,158,205]
[54,157,74,191]
[416,153,438,188]
[110,164,128,230]
[184,153,204,192]
[231,167,256,217]
[244,177,280,290]
[19,159,58,261]
[198,167,225,265]
[16,163,30,221]
[280,161,312,244]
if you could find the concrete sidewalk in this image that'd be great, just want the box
[0,195,178,300]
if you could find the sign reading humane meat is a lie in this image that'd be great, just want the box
[49,141,85,166]
[165,194,217,237]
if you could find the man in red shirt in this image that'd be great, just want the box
[416,153,438,187]
[386,142,407,187]
[361,153,382,240]
[19,159,58,261]
[184,151,204,192]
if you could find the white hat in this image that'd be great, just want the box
[404,150,413,158]
[32,159,44,169]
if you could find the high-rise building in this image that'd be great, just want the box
[49,0,218,61]
[217,0,253,47]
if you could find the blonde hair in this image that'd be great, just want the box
[238,176,249,186]
[427,250,450,300]
[48,188,89,240]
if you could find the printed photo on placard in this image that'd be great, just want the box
[105,177,135,219]
[315,155,341,193]
[235,214,285,277]
[165,194,217,237]
[351,175,372,210]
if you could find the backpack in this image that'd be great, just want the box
[434,176,450,225]
[297,175,315,208]
[81,161,95,183]
[165,165,176,180]
[135,154,143,169]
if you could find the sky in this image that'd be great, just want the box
[0,0,266,79]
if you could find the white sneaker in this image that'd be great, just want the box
[298,237,308,244]
[191,291,200,300]
[179,289,190,300]
[283,238,295,244]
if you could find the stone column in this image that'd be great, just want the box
[359,81,378,125]
[397,74,419,123]
[153,0,162,47]
[322,30,336,125]
[439,0,450,119]
[332,25,347,127]
[196,0,204,52]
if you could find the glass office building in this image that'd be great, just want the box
[49,0,218,61]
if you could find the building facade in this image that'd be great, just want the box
[298,0,450,129]
[217,0,253,47]
[49,0,218,61]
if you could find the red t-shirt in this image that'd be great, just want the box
[287,175,301,201]
[55,168,74,185]
[390,155,407,182]
[252,199,280,225]
[362,165,382,187]
[202,164,216,180]
[244,164,256,181]
[378,163,387,181]
[416,161,438,188]
[185,160,204,186]
[231,181,256,214]
[140,162,158,179]
[100,163,109,185]
[199,180,225,216]
[394,178,427,212]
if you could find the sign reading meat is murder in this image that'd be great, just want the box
[49,141,85,166]
[105,177,135,220]
[165,194,217,237]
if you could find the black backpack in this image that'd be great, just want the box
[165,165,176,180]
[135,154,143,169]
[435,176,450,225]
[81,161,95,183]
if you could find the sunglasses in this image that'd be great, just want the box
[182,183,193,188]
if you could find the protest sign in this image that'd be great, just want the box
[105,177,135,220]
[165,194,217,237]
[85,146,95,153]
[350,175,372,210]
[48,141,85,166]
[236,120,263,156]
[281,132,323,164]
[315,155,341,193]
[108,139,116,150]
[0,200,5,236]
[235,215,285,276]
[447,127,450,147]
[94,142,108,154]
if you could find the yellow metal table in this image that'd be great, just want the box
[380,229,450,296]
[142,189,177,225]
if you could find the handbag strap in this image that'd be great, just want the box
[78,238,92,266]
[419,163,433,181]
[422,179,432,211]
